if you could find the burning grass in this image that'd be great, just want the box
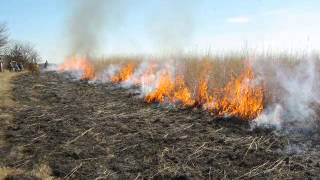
[59,56,95,80]
[58,53,320,123]
[59,55,265,120]
[111,62,137,83]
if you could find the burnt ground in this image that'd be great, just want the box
[1,71,320,179]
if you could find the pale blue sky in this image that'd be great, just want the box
[1,0,320,63]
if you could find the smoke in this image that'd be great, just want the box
[65,0,202,57]
[63,0,320,131]
[67,0,122,56]
[119,59,176,97]
[148,0,199,54]
[252,54,320,130]
[99,64,120,83]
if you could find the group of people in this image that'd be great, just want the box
[0,60,49,73]
[0,60,24,72]
[8,61,24,72]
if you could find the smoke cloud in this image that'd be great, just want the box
[148,0,199,54]
[65,0,202,56]
[67,0,123,56]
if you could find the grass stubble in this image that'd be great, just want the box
[0,71,56,180]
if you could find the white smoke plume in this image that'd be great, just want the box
[252,54,320,130]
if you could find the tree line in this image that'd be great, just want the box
[0,23,41,71]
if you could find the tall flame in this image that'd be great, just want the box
[173,76,195,106]
[197,79,209,105]
[220,67,264,119]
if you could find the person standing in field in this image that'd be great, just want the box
[14,62,20,72]
[44,60,48,69]
[18,63,24,71]
[9,61,14,72]
[0,60,3,72]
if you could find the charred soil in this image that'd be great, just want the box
[0,71,320,179]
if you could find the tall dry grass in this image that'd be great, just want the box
[87,52,319,109]
[90,54,248,90]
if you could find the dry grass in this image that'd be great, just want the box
[0,167,24,179]
[0,71,18,108]
[0,71,17,147]
[0,71,57,179]
[0,71,19,179]
[91,55,246,87]
[89,53,316,106]
[0,164,56,180]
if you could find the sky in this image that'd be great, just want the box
[1,0,320,63]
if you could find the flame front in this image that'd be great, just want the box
[142,65,264,119]
[59,58,264,120]
[59,56,95,80]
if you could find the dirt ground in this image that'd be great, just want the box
[0,71,320,179]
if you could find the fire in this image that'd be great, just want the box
[145,72,174,103]
[173,76,195,106]
[144,72,194,107]
[195,59,212,106]
[143,64,263,119]
[196,79,209,105]
[59,56,95,80]
[111,63,136,83]
[58,58,264,120]
[219,67,264,119]
[130,62,159,86]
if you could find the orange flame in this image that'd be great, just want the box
[144,72,195,107]
[174,76,195,107]
[197,79,209,105]
[144,65,263,119]
[111,63,136,83]
[59,56,95,80]
[219,67,264,119]
[145,72,174,103]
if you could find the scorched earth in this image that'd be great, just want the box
[0,71,320,179]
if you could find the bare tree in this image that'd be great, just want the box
[0,23,8,49]
[5,42,41,65]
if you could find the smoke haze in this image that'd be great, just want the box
[67,0,125,56]
[149,0,198,54]
[252,55,320,130]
